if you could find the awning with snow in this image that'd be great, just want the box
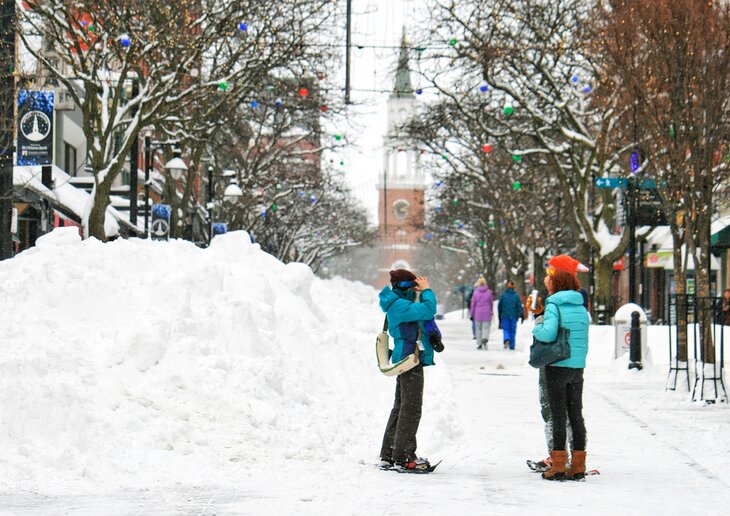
[711,214,730,256]
[13,164,143,237]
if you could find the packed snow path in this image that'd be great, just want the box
[2,316,729,514]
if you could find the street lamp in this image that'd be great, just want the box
[206,166,242,245]
[143,136,184,237]
[223,179,243,202]
[165,151,188,181]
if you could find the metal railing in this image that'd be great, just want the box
[667,294,727,403]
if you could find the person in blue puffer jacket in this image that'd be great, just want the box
[377,269,437,472]
[532,254,590,481]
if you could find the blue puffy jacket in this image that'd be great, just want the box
[378,286,438,366]
[532,290,590,368]
[498,287,523,320]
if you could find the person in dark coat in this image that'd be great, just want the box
[377,269,438,472]
[498,281,524,350]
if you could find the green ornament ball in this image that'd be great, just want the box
[512,154,522,162]
[503,105,514,116]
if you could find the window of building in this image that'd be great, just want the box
[64,142,77,176]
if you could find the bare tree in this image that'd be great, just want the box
[17,0,337,239]
[414,0,635,301]
[593,0,730,363]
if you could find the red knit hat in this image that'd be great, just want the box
[547,255,589,276]
[390,269,417,284]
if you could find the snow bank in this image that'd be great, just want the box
[0,230,459,494]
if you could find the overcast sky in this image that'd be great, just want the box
[337,0,423,224]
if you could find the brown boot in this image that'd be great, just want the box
[567,450,586,480]
[541,450,568,481]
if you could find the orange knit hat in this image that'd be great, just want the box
[547,255,589,276]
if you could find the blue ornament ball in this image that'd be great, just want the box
[238,22,248,31]
[120,34,131,47]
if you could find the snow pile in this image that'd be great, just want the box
[0,230,459,494]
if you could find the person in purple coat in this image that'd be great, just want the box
[470,277,494,350]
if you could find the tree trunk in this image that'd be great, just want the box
[88,179,113,240]
[592,256,615,307]
[694,219,715,365]
[672,245,688,362]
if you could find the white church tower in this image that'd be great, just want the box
[373,30,426,287]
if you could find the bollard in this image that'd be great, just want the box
[629,311,643,370]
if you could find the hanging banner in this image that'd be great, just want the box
[17,90,55,166]
[151,204,171,240]
[212,222,228,237]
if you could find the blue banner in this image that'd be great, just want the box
[212,222,227,236]
[17,90,55,166]
[151,204,171,240]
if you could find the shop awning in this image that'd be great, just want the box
[711,215,730,248]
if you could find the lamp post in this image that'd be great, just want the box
[206,167,242,245]
[143,137,185,237]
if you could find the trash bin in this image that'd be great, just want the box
[614,303,648,360]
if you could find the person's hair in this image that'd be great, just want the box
[506,280,514,288]
[548,270,581,293]
[475,277,487,287]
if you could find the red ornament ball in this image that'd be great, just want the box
[298,87,309,97]
[482,144,492,153]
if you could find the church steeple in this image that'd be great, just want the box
[393,29,414,98]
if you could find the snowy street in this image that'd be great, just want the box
[3,310,729,513]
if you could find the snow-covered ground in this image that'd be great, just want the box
[1,229,729,515]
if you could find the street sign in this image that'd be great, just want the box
[594,177,658,189]
[594,177,627,188]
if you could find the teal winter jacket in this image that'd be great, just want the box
[379,286,438,366]
[532,290,590,368]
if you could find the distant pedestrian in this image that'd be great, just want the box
[498,280,524,350]
[466,286,476,339]
[532,255,590,481]
[470,277,494,350]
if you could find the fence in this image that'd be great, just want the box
[667,294,727,403]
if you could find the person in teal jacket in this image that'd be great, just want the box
[532,255,590,481]
[378,269,437,472]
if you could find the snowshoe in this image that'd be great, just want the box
[526,457,552,472]
[395,458,441,474]
[378,459,395,471]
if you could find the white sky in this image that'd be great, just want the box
[338,0,423,224]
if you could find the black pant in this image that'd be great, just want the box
[545,366,587,451]
[380,364,424,463]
